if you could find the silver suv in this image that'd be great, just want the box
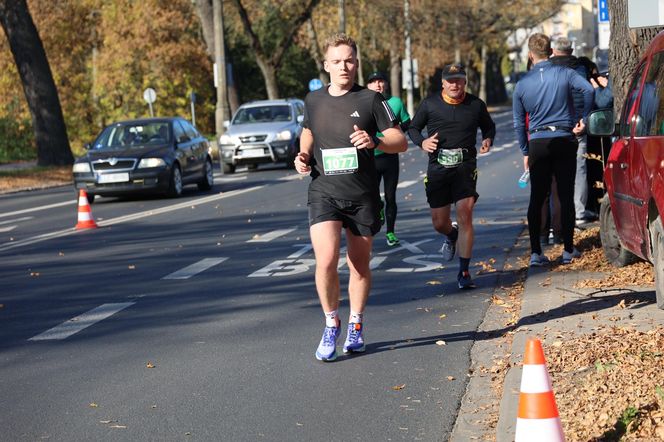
[218,99,304,173]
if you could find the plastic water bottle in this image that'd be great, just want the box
[518,170,530,188]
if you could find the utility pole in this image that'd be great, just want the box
[214,0,230,139]
[338,0,345,33]
[404,0,414,117]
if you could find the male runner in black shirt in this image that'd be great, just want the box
[294,34,407,362]
[408,63,495,289]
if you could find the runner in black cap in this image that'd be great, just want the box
[366,71,411,247]
[407,63,495,289]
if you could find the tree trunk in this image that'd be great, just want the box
[486,51,507,105]
[0,0,73,166]
[306,18,328,84]
[389,35,401,98]
[195,0,215,59]
[478,43,487,102]
[256,56,279,99]
[609,0,664,117]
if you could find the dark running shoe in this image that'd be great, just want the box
[457,271,476,290]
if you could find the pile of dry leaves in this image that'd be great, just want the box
[0,166,71,192]
[543,227,661,440]
[548,327,664,440]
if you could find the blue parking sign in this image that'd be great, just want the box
[598,0,609,22]
[308,78,323,92]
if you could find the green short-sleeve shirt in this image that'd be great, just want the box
[375,96,411,156]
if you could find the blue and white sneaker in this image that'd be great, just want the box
[315,325,341,361]
[343,322,366,354]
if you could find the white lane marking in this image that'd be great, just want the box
[378,239,432,255]
[217,175,247,181]
[247,228,296,242]
[29,302,135,341]
[162,257,228,280]
[0,225,17,233]
[0,216,33,226]
[0,186,263,252]
[397,180,418,189]
[0,200,76,219]
[288,244,313,258]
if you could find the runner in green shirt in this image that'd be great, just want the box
[366,71,411,246]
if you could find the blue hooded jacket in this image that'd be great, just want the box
[513,60,594,155]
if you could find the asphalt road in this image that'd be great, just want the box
[0,108,528,441]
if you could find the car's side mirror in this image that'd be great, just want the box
[587,109,615,136]
[297,115,304,124]
[223,120,230,129]
[84,143,91,150]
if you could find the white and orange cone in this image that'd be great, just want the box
[75,189,97,229]
[515,337,565,442]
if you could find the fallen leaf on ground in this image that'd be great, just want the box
[392,384,406,390]
[436,340,447,346]
[447,376,455,381]
[89,403,98,408]
[146,362,155,368]
[426,280,441,285]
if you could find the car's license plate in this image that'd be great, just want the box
[242,148,265,158]
[97,172,129,184]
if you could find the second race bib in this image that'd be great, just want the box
[321,147,358,175]
[437,148,463,168]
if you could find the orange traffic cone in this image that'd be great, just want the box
[75,189,98,229]
[515,337,565,442]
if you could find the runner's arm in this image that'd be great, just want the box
[377,126,408,153]
[294,128,313,174]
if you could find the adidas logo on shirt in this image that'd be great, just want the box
[350,111,360,117]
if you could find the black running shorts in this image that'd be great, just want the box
[424,160,479,208]
[308,194,381,237]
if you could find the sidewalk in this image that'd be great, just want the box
[450,224,663,441]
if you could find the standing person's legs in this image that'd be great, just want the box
[553,138,578,253]
[527,138,553,255]
[574,134,588,220]
[382,154,400,234]
[550,176,563,243]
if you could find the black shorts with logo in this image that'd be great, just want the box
[308,193,381,237]
[424,159,479,208]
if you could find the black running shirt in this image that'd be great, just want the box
[303,84,397,201]
[408,93,496,167]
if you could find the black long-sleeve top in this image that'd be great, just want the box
[407,92,496,164]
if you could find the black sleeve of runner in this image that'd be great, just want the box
[407,101,427,147]
[399,119,411,133]
[478,100,496,143]
[372,93,398,133]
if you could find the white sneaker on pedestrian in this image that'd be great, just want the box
[529,253,550,267]
[561,248,581,264]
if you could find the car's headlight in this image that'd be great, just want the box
[219,134,233,145]
[72,162,91,173]
[275,130,292,141]
[138,158,166,168]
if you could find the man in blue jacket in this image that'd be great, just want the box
[513,33,594,266]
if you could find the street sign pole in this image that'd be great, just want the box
[143,87,156,118]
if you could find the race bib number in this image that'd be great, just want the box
[321,147,358,175]
[437,148,463,168]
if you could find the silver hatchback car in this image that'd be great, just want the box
[218,99,304,173]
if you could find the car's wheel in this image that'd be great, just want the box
[247,163,258,171]
[86,193,95,204]
[599,195,638,267]
[198,158,214,191]
[649,215,664,309]
[222,162,235,174]
[167,164,183,197]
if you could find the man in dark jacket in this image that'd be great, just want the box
[550,37,598,224]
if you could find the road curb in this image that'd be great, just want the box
[449,225,529,441]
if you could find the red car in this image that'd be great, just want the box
[587,30,664,309]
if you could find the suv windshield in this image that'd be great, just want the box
[93,122,171,150]
[232,105,292,124]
